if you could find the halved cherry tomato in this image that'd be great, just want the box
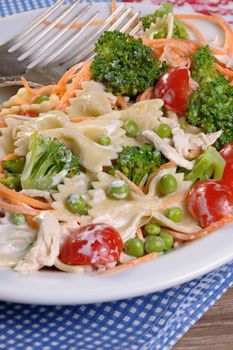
[187,180,232,228]
[220,142,233,161]
[154,68,189,114]
[59,223,123,267]
[220,143,233,195]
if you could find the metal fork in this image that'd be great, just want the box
[0,2,141,88]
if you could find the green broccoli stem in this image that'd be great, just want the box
[184,146,225,184]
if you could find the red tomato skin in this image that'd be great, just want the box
[222,159,233,197]
[220,142,233,161]
[187,180,232,228]
[59,223,123,267]
[154,68,189,114]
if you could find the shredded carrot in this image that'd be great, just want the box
[70,117,93,123]
[0,121,6,128]
[167,215,233,242]
[0,184,51,210]
[0,199,40,215]
[176,13,233,55]
[43,18,104,30]
[1,153,18,161]
[157,192,187,211]
[115,170,144,195]
[180,19,205,42]
[25,215,38,229]
[21,77,36,96]
[111,0,116,13]
[0,174,6,179]
[98,252,159,275]
[31,85,55,103]
[230,80,233,86]
[52,62,86,97]
[57,61,92,111]
[216,63,233,78]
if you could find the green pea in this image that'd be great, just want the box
[124,238,144,257]
[144,235,165,253]
[98,134,111,146]
[144,223,161,236]
[156,123,172,138]
[123,120,140,138]
[159,231,173,250]
[159,174,177,195]
[107,180,130,199]
[10,212,25,226]
[165,207,183,222]
[65,194,89,215]
[35,95,49,104]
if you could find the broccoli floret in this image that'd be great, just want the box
[141,2,188,39]
[187,46,233,149]
[0,157,26,191]
[191,46,219,83]
[110,145,166,185]
[21,132,80,190]
[91,31,167,97]
[2,158,25,174]
[184,146,225,184]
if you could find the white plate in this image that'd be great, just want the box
[0,3,232,305]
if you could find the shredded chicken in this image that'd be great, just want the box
[14,212,61,273]
[20,189,53,204]
[143,130,195,169]
[155,116,222,160]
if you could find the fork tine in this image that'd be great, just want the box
[59,5,129,67]
[27,3,92,68]
[129,23,142,36]
[39,11,100,67]
[119,12,140,34]
[7,0,65,50]
[66,15,141,67]
[12,0,82,57]
[42,4,126,67]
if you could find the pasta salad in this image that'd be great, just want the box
[0,2,233,274]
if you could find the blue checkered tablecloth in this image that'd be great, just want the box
[0,1,233,349]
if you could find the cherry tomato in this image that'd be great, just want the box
[59,223,123,267]
[222,159,233,193]
[19,110,38,118]
[220,142,233,161]
[154,68,189,114]
[187,180,232,228]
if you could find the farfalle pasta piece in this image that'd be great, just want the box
[0,116,30,157]
[66,81,113,118]
[42,127,122,173]
[88,167,200,242]
[0,91,59,117]
[52,173,92,222]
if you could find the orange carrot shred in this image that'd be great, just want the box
[57,61,92,111]
[216,63,233,78]
[179,19,205,42]
[21,77,36,96]
[25,215,38,229]
[0,184,51,210]
[97,252,159,275]
[1,153,18,161]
